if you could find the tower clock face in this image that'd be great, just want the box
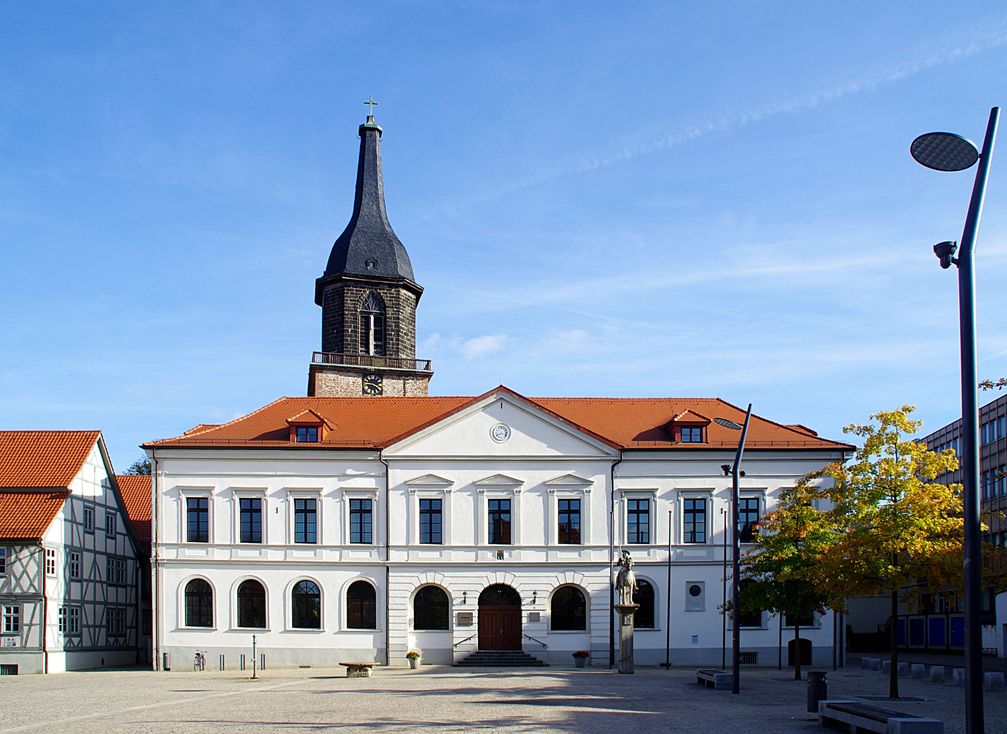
[362,373,383,396]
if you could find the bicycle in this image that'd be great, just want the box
[193,649,206,671]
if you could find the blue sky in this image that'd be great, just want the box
[2,1,1007,470]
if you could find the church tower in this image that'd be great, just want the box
[309,108,433,397]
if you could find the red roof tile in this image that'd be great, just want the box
[145,390,851,452]
[116,475,151,551]
[0,431,101,488]
[0,491,67,540]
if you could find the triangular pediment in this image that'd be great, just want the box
[404,473,453,487]
[670,409,711,425]
[544,473,593,487]
[383,388,620,459]
[473,473,523,487]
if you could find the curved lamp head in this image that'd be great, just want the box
[911,132,979,171]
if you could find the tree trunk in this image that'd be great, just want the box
[794,622,802,680]
[889,587,899,699]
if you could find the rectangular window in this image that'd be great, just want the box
[69,551,80,579]
[683,498,707,544]
[239,498,263,543]
[487,499,512,545]
[680,426,703,443]
[626,499,651,544]
[359,312,386,356]
[295,426,318,443]
[45,548,56,576]
[349,499,373,544]
[106,557,114,583]
[294,498,317,544]
[419,498,443,545]
[58,607,67,634]
[69,606,80,635]
[106,512,116,538]
[83,507,94,533]
[106,606,125,637]
[0,547,6,576]
[738,498,760,543]
[557,498,581,544]
[2,605,19,634]
[186,498,209,543]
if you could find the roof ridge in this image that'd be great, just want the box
[712,397,847,447]
[148,397,292,444]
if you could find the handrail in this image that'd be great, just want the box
[311,351,433,372]
[453,633,477,649]
[522,633,547,648]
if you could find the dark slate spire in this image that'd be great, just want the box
[315,113,417,305]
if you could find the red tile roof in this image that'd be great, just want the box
[116,475,151,551]
[0,431,101,488]
[146,389,851,452]
[0,491,67,540]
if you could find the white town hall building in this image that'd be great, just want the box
[145,111,852,670]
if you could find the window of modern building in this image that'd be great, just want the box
[294,498,317,544]
[413,585,450,630]
[346,580,376,629]
[488,498,512,545]
[106,512,116,538]
[69,551,80,579]
[186,498,209,543]
[295,426,319,443]
[626,499,650,544]
[184,579,213,628]
[237,580,266,628]
[634,579,655,629]
[683,498,707,544]
[419,498,443,544]
[1,605,19,634]
[557,499,581,544]
[349,499,373,544]
[359,291,386,356]
[738,497,761,543]
[45,548,56,576]
[83,507,94,533]
[292,580,321,629]
[239,498,263,543]
[680,426,704,443]
[551,585,587,631]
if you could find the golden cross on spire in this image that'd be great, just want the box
[363,96,378,117]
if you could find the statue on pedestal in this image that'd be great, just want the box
[614,550,639,674]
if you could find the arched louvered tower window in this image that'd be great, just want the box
[359,291,386,356]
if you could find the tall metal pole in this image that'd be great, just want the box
[731,403,753,694]
[665,509,673,669]
[721,506,728,669]
[959,106,998,734]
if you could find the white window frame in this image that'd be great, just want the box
[232,488,268,545]
[58,606,67,634]
[633,575,660,630]
[2,605,20,634]
[68,605,81,636]
[232,576,270,632]
[343,489,379,546]
[286,489,323,545]
[782,611,821,629]
[83,506,94,534]
[0,546,6,576]
[475,476,523,547]
[738,489,768,545]
[678,490,714,545]
[408,490,452,546]
[69,551,80,579]
[45,547,56,576]
[105,512,116,539]
[619,490,657,546]
[179,488,213,544]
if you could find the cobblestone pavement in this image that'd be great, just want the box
[0,665,1005,734]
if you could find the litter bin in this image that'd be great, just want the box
[807,671,827,713]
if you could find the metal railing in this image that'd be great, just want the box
[522,633,547,649]
[453,634,477,649]
[311,352,433,372]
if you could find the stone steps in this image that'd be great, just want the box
[454,650,548,667]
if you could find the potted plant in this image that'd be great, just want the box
[406,650,422,669]
[572,650,590,668]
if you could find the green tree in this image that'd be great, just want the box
[820,406,961,699]
[125,455,151,476]
[741,477,838,680]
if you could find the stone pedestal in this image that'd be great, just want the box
[615,602,639,674]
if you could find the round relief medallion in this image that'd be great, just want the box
[490,423,511,443]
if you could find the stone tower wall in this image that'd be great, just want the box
[321,282,417,359]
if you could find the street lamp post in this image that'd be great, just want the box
[911,106,999,734]
[725,403,753,694]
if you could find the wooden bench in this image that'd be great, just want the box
[819,700,942,733]
[696,669,731,690]
[340,662,375,678]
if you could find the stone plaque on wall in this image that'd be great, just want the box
[528,612,541,623]
[457,612,474,626]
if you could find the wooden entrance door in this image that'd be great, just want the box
[478,584,522,650]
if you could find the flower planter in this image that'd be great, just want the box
[574,656,588,668]
[408,657,421,669]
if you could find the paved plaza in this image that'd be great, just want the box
[1,664,1005,733]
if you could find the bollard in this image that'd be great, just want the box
[928,666,945,683]
[952,668,965,687]
[985,672,1006,691]
[911,664,926,679]
[897,662,911,677]
[260,653,266,671]
[882,660,891,674]
[219,655,225,671]
[807,671,828,713]
[162,652,170,672]
[868,657,881,671]
[240,654,246,671]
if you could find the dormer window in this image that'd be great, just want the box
[359,291,386,356]
[680,426,704,443]
[295,426,319,443]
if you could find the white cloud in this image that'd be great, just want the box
[457,334,508,359]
